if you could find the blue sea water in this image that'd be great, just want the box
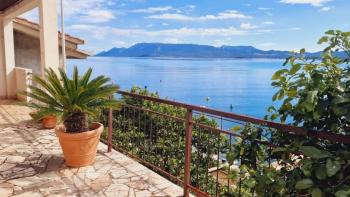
[68,57,285,119]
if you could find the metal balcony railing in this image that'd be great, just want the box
[101,90,350,197]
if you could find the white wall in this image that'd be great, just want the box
[14,31,64,77]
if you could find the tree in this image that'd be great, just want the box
[268,30,350,196]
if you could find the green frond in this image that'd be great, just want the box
[80,68,93,87]
[26,66,120,124]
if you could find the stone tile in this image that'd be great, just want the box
[5,156,25,164]
[0,182,14,197]
[90,174,112,191]
[0,101,184,197]
[104,183,130,196]
[12,191,43,197]
[135,190,152,197]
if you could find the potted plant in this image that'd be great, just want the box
[25,67,120,167]
[41,115,57,129]
[29,111,57,128]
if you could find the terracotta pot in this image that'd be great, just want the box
[42,115,57,129]
[55,123,103,167]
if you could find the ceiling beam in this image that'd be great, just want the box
[4,0,38,20]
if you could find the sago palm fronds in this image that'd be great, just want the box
[25,66,120,132]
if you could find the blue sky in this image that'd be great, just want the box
[22,0,350,54]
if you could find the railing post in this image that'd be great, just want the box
[107,107,113,152]
[184,109,193,197]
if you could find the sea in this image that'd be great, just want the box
[68,57,285,119]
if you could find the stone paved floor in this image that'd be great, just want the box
[0,100,183,197]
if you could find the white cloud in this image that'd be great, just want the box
[164,38,181,43]
[213,39,229,47]
[66,24,109,39]
[288,27,302,31]
[21,1,115,23]
[107,2,116,6]
[259,42,275,47]
[262,21,275,25]
[280,0,331,7]
[184,5,196,10]
[257,29,273,33]
[67,24,97,30]
[258,42,276,50]
[113,40,127,47]
[240,23,257,30]
[67,24,248,39]
[176,5,196,13]
[258,7,272,10]
[63,0,107,17]
[146,10,251,21]
[110,27,247,37]
[162,23,170,26]
[80,10,115,23]
[131,6,173,13]
[320,6,332,11]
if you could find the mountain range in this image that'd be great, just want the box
[95,43,333,59]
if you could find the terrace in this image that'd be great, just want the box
[0,100,183,196]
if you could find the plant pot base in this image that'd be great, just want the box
[55,123,103,167]
[64,153,97,167]
[42,115,57,129]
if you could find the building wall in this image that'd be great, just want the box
[14,31,63,76]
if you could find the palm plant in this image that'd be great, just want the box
[26,66,120,132]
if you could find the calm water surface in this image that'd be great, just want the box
[68,57,284,118]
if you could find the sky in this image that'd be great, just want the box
[22,0,350,54]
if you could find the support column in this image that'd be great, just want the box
[39,0,59,76]
[0,17,17,99]
[0,17,6,99]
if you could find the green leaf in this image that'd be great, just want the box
[226,151,236,165]
[231,125,241,132]
[286,89,297,97]
[318,36,329,44]
[335,189,350,197]
[326,158,341,177]
[272,147,287,153]
[306,91,318,103]
[272,69,289,80]
[301,159,312,177]
[270,113,278,120]
[290,64,301,75]
[295,179,313,190]
[315,165,327,180]
[267,106,276,112]
[300,146,331,159]
[311,188,323,197]
[244,178,256,188]
[325,30,335,35]
[272,92,279,101]
[278,90,285,100]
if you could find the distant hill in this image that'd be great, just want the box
[95,43,343,59]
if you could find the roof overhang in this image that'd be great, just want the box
[14,17,85,45]
[0,0,38,20]
[13,17,90,59]
[0,0,22,12]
